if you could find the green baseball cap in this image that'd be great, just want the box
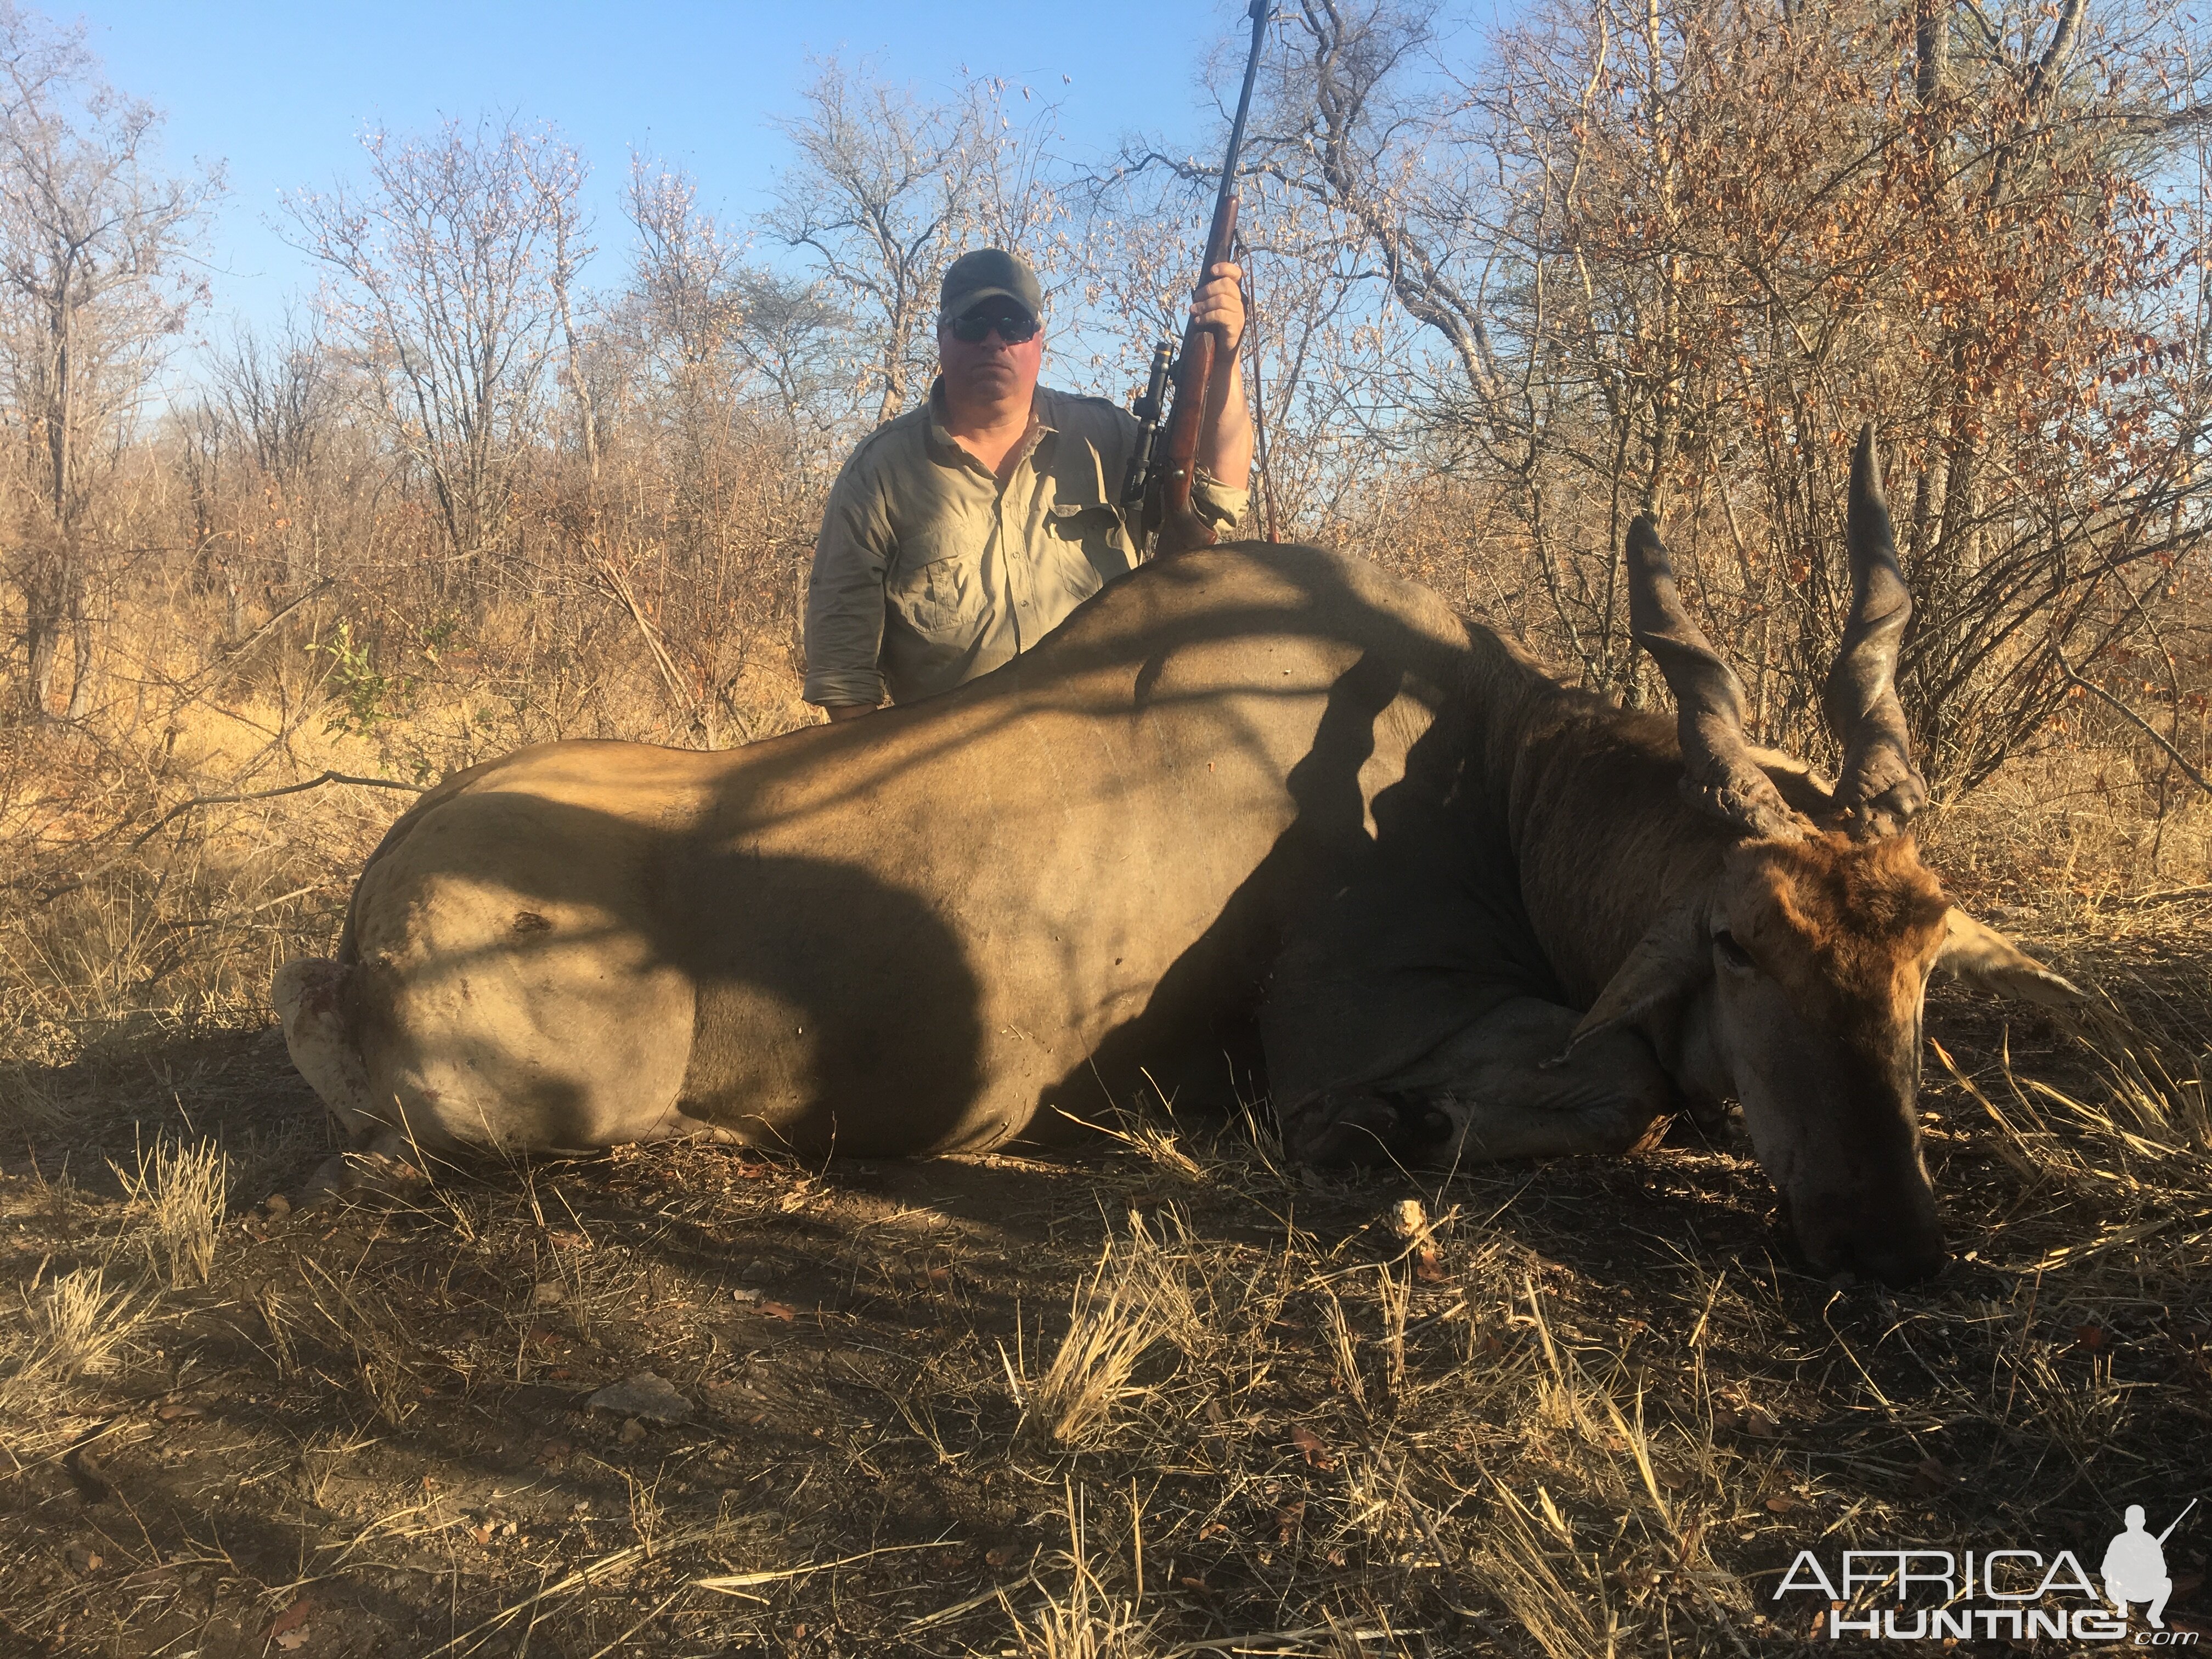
[939,248,1042,323]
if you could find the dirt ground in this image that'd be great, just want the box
[2,900,2209,1658]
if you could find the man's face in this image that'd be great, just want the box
[937,300,1044,409]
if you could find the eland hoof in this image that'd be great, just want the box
[296,1143,431,1211]
[1283,1090,1451,1171]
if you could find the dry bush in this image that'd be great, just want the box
[2,1266,146,1412]
[114,1133,229,1287]
[1028,1210,1199,1448]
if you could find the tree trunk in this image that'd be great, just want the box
[26,582,61,718]
[876,343,909,427]
[65,576,95,723]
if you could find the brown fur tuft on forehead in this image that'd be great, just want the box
[1733,833,1952,1006]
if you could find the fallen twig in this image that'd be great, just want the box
[2095,884,2212,909]
[900,1578,1026,1633]
[129,770,428,850]
[424,1527,716,1656]
[1156,1623,1424,1656]
[692,1537,951,1593]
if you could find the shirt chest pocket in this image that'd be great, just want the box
[890,535,985,642]
[1043,439,1133,583]
[1047,499,1124,542]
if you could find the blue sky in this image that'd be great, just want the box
[75,0,1268,350]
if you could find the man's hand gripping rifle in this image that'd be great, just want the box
[1121,0,1270,558]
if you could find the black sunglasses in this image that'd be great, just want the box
[947,308,1039,345]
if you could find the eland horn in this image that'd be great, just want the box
[1626,514,1802,840]
[1822,425,1928,839]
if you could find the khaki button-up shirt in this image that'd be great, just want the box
[803,381,1249,708]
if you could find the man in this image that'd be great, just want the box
[2102,1504,2176,1628]
[803,248,1252,718]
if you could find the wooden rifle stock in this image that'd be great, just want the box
[1151,194,1240,558]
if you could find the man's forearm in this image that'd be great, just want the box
[823,702,879,722]
[1198,351,1254,490]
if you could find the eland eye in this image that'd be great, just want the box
[1713,930,1756,971]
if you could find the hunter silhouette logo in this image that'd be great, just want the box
[2106,1502,2196,1630]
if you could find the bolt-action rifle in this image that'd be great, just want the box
[1121,0,1270,558]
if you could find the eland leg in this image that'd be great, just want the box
[1284,997,1678,1169]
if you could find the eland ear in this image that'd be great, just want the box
[1566,897,1711,1053]
[1936,910,2082,1007]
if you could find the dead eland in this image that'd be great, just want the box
[275,430,2078,1285]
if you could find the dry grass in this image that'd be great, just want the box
[1,583,2209,1654]
[1029,1209,1200,1448]
[114,1132,229,1288]
[1004,1484,1161,1659]
[0,978,2205,1652]
[20,1266,145,1385]
[0,1263,150,1444]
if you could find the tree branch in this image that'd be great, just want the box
[2052,645,2211,798]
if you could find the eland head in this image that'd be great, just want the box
[1579,427,2079,1284]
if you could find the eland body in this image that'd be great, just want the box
[276,431,2076,1283]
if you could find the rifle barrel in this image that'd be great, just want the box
[1212,1,1271,233]
[2155,1497,2197,1545]
[1139,0,1273,560]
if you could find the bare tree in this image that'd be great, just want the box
[1234,0,2212,789]
[282,115,585,585]
[765,63,1066,425]
[0,1,217,719]
[597,159,849,746]
[209,309,337,585]
[628,159,843,460]
[629,160,750,377]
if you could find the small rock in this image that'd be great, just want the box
[65,1546,103,1574]
[530,1280,564,1308]
[1383,1197,1446,1279]
[740,1259,774,1286]
[730,1285,761,1304]
[65,1447,113,1503]
[1384,1197,1429,1240]
[586,1370,694,1425]
[618,1417,648,1445]
[263,1193,292,1219]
